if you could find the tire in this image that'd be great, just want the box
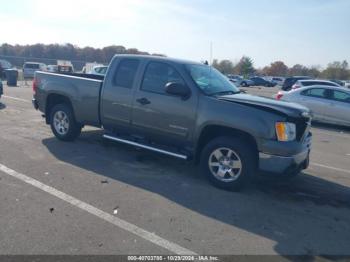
[50,104,81,141]
[200,136,256,191]
[241,82,248,87]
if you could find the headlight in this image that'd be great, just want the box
[275,122,296,141]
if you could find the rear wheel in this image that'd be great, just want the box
[50,104,81,141]
[200,136,256,191]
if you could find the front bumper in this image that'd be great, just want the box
[259,134,311,175]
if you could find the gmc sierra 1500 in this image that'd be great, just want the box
[33,55,312,190]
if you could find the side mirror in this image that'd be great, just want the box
[165,82,191,99]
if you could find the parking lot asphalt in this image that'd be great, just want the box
[1,82,350,256]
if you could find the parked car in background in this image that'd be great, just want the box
[345,81,350,89]
[282,76,311,91]
[270,77,285,86]
[227,74,241,83]
[276,85,350,127]
[47,65,58,73]
[292,79,340,90]
[227,75,254,87]
[89,65,108,76]
[82,63,104,74]
[250,76,276,87]
[240,78,254,87]
[0,59,12,79]
[329,79,345,86]
[57,60,74,73]
[23,62,46,79]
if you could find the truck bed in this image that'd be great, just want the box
[34,71,104,127]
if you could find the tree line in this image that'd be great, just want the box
[0,43,165,69]
[212,56,350,80]
[0,43,349,79]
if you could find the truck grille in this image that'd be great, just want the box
[294,117,311,141]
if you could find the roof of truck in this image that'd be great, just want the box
[113,54,203,65]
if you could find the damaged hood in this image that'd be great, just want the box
[218,94,310,118]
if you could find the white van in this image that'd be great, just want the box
[23,62,46,79]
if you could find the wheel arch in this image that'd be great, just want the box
[45,93,75,124]
[195,125,259,165]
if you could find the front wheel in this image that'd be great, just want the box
[50,104,81,141]
[200,136,256,191]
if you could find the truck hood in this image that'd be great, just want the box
[218,94,310,118]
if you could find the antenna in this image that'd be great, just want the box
[210,41,213,66]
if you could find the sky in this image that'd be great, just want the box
[1,0,349,68]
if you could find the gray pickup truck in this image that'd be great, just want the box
[33,55,312,190]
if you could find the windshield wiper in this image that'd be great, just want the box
[210,91,240,96]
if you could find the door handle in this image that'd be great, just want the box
[136,97,151,105]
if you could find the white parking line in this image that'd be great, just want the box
[2,95,31,103]
[0,163,197,255]
[310,163,350,174]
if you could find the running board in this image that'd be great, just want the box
[103,134,188,160]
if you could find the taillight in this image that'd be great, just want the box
[276,92,283,100]
[32,78,39,94]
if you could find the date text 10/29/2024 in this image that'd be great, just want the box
[127,256,219,261]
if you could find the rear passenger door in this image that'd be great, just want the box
[100,58,140,133]
[299,88,331,121]
[327,90,350,125]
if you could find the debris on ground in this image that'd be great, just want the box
[49,208,54,213]
[113,206,119,215]
[101,179,109,184]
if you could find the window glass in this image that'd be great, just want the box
[315,81,336,86]
[302,81,316,86]
[302,88,327,98]
[114,59,140,89]
[324,82,337,86]
[186,64,239,95]
[332,91,350,103]
[304,81,337,87]
[141,62,184,94]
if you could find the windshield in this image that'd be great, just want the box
[186,64,240,95]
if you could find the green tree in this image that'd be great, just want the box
[234,56,255,77]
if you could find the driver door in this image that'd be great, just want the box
[131,61,197,147]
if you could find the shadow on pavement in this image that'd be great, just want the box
[42,130,350,257]
[0,102,6,110]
